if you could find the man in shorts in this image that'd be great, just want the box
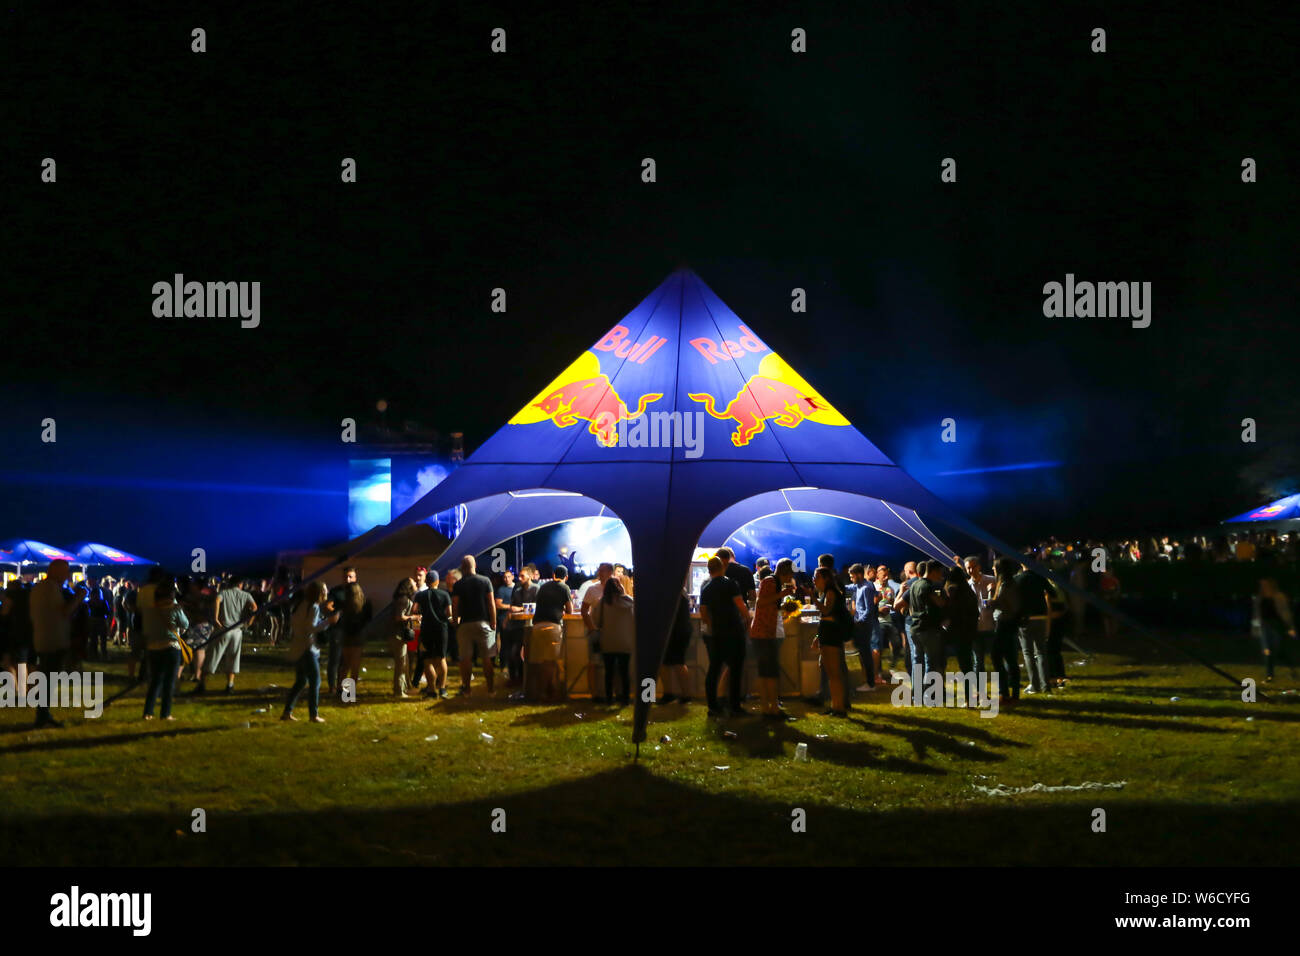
[414,569,453,698]
[451,555,497,696]
[197,577,257,694]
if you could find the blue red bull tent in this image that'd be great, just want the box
[66,542,156,568]
[1223,493,1300,528]
[349,488,958,577]
[326,268,1087,743]
[0,538,78,567]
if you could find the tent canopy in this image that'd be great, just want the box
[335,269,992,743]
[1223,493,1300,526]
[413,486,956,574]
[66,542,156,567]
[0,539,78,566]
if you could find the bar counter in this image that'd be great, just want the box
[503,610,830,699]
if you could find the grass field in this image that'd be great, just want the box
[2,632,1297,866]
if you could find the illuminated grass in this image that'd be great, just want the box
[0,633,1296,866]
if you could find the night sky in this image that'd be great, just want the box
[7,1,1298,570]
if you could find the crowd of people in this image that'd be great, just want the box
[1,541,1295,729]
[1022,529,1300,567]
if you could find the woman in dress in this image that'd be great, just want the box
[337,581,371,698]
[813,567,849,716]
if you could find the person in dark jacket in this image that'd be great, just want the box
[943,565,981,707]
[988,557,1023,705]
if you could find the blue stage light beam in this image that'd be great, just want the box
[935,460,1062,476]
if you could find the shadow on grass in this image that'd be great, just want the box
[509,705,628,728]
[0,725,227,755]
[1,764,1294,866]
[859,711,1031,763]
[720,719,946,774]
[1016,696,1299,724]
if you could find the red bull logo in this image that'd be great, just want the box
[511,352,662,446]
[689,325,767,365]
[1252,504,1286,518]
[594,325,668,363]
[533,375,662,446]
[687,353,849,446]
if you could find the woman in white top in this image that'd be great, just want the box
[282,582,339,723]
[594,577,635,706]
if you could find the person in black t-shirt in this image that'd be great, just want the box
[451,556,498,696]
[529,567,573,701]
[415,570,453,698]
[906,561,949,702]
[501,564,539,687]
[699,557,750,716]
[1013,566,1052,694]
[716,547,756,606]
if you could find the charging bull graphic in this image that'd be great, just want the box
[688,353,850,446]
[510,350,664,446]
[532,375,662,446]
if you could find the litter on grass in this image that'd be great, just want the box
[971,779,1127,797]
[713,765,730,771]
[424,734,439,742]
[480,733,495,743]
